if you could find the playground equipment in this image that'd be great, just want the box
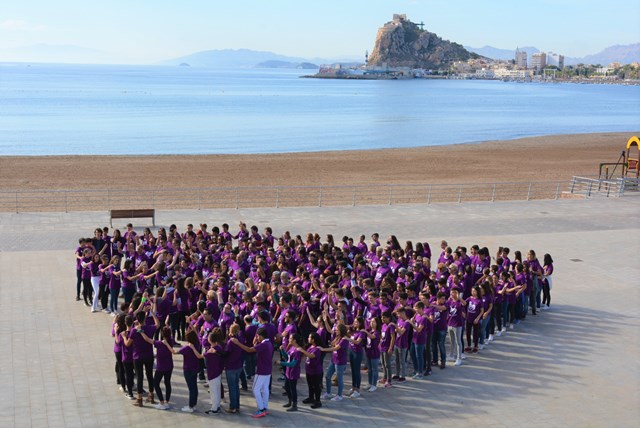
[599,135,640,179]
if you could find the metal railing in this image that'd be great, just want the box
[568,176,640,197]
[0,181,569,213]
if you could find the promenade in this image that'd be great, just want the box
[0,197,638,427]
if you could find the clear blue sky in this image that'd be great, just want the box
[1,0,639,63]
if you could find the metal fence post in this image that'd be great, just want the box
[526,183,532,201]
[570,177,576,193]
[427,185,432,204]
[388,187,392,205]
[276,189,280,208]
[491,184,496,202]
[458,185,463,203]
[352,187,356,207]
[555,182,560,200]
[587,181,593,197]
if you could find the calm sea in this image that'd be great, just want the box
[0,63,639,156]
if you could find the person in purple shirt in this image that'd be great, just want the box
[430,292,449,369]
[479,281,495,348]
[392,308,411,382]
[129,311,157,407]
[446,288,467,366]
[464,286,484,354]
[119,315,136,400]
[525,249,544,310]
[204,327,225,415]
[280,333,304,412]
[112,314,127,396]
[178,330,205,413]
[346,317,366,398]
[139,326,175,410]
[321,323,349,401]
[541,253,554,309]
[379,311,396,388]
[230,327,274,418]
[223,323,244,414]
[299,332,323,408]
[363,317,381,391]
[408,301,431,378]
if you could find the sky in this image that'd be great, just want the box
[1,0,639,63]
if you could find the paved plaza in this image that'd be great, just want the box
[0,197,638,427]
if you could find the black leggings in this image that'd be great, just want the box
[82,278,92,304]
[134,358,154,394]
[154,370,173,402]
[115,351,125,387]
[76,269,82,298]
[542,284,551,306]
[123,361,135,396]
[170,312,186,340]
[99,282,109,310]
[285,377,298,404]
[306,373,322,402]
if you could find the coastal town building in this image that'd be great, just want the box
[531,52,547,73]
[546,52,565,69]
[515,49,528,69]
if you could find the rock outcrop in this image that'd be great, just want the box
[368,14,479,69]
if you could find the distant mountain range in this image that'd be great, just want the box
[0,43,124,64]
[466,43,640,65]
[161,49,355,68]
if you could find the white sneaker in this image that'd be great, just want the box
[181,406,194,413]
[496,330,502,337]
[350,391,361,398]
[501,327,507,333]
[509,324,514,329]
[542,305,549,310]
[479,344,484,350]
[368,385,377,392]
[331,395,343,401]
[91,309,99,313]
[346,389,355,397]
[455,359,462,366]
[460,353,467,360]
[488,334,494,341]
[447,355,456,361]
[321,392,333,399]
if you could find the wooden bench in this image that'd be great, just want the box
[110,209,155,227]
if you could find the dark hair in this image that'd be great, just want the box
[209,327,224,345]
[256,327,268,339]
[544,253,553,265]
[185,330,199,347]
[308,332,320,345]
[161,326,172,341]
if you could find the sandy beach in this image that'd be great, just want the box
[0,132,636,191]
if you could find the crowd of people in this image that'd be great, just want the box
[74,221,554,418]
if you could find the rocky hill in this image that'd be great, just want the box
[368,14,480,69]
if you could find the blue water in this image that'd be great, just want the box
[0,63,639,155]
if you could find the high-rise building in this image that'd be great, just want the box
[546,52,564,69]
[515,48,527,69]
[530,52,547,73]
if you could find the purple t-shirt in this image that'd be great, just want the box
[349,330,366,354]
[446,300,465,328]
[254,339,274,376]
[205,344,224,380]
[178,345,199,372]
[432,306,448,331]
[224,338,244,370]
[331,338,349,365]
[466,297,482,323]
[285,348,302,380]
[395,319,410,349]
[379,323,395,353]
[412,314,429,345]
[154,340,174,372]
[365,330,381,359]
[129,324,156,360]
[304,345,323,375]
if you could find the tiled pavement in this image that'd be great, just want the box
[0,198,638,427]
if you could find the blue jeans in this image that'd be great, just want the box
[534,277,542,308]
[122,287,135,304]
[410,343,425,375]
[109,288,119,313]
[479,316,490,345]
[183,370,198,408]
[432,329,446,365]
[325,363,346,396]
[522,294,530,317]
[501,300,509,325]
[349,350,364,389]
[366,358,379,386]
[226,368,242,410]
